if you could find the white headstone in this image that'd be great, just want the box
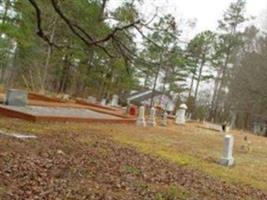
[100,98,106,106]
[87,96,97,104]
[161,111,168,127]
[136,106,146,127]
[111,94,119,107]
[175,103,187,125]
[220,135,234,166]
[147,107,156,127]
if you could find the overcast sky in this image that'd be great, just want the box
[109,0,267,39]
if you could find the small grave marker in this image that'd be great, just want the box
[220,135,234,166]
[100,98,106,106]
[136,106,146,127]
[175,103,187,125]
[161,111,168,127]
[87,96,97,104]
[147,107,156,127]
[111,95,119,107]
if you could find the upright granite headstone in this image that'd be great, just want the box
[175,103,187,125]
[100,98,106,106]
[87,96,97,104]
[6,89,28,106]
[220,135,234,166]
[111,95,119,107]
[161,111,168,127]
[147,107,156,127]
[136,106,146,127]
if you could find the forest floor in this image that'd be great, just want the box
[0,118,266,199]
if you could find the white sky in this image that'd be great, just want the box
[109,0,267,39]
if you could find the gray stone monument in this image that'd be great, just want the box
[87,96,97,104]
[161,111,168,127]
[147,107,156,127]
[136,106,146,127]
[6,89,28,106]
[100,98,106,106]
[111,95,119,107]
[220,135,234,166]
[175,103,187,125]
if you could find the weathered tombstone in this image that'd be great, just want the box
[100,98,106,106]
[111,94,119,107]
[175,104,188,125]
[136,106,146,127]
[220,135,234,166]
[6,89,28,106]
[161,111,168,127]
[87,96,97,104]
[147,107,156,127]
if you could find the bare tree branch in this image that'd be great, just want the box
[99,0,108,21]
[28,0,55,47]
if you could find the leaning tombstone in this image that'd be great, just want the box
[220,135,234,166]
[147,107,156,127]
[136,106,146,127]
[175,104,188,125]
[161,111,168,127]
[6,89,28,106]
[111,94,119,107]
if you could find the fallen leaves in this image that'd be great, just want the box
[0,131,266,200]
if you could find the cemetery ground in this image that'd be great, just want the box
[0,118,266,199]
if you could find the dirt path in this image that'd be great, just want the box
[0,131,266,200]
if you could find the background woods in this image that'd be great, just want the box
[0,0,267,130]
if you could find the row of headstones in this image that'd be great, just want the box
[88,95,119,107]
[136,104,188,127]
[136,106,168,127]
[136,105,235,167]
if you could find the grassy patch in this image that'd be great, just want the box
[155,185,191,200]
[0,118,266,191]
[123,165,141,175]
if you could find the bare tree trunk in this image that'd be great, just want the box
[150,64,161,107]
[58,55,71,93]
[144,72,149,87]
[194,54,206,101]
[209,70,221,121]
[213,47,231,121]
[40,17,58,92]
[188,75,195,98]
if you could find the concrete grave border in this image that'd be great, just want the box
[0,105,135,124]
